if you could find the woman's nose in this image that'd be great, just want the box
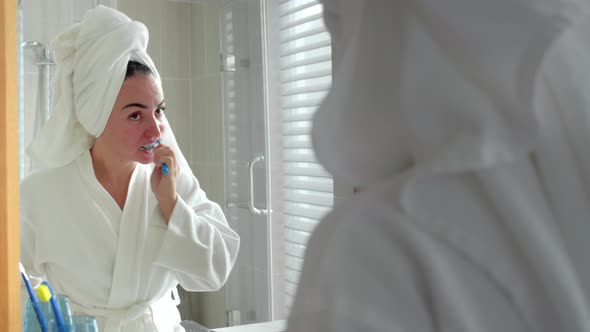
[145,116,163,138]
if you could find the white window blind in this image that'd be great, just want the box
[278,0,333,310]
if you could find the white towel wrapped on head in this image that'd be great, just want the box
[27,5,160,169]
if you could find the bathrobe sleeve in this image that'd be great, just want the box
[154,171,240,291]
[20,215,46,281]
[20,180,50,320]
[20,174,47,280]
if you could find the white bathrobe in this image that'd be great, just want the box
[287,0,590,331]
[20,150,240,331]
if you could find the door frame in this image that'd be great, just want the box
[0,0,21,331]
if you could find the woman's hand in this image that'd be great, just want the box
[150,144,180,223]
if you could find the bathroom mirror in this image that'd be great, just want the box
[16,0,336,330]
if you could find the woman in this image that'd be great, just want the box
[287,0,590,331]
[20,6,239,332]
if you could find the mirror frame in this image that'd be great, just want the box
[0,0,21,331]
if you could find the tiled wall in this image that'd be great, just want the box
[20,0,70,174]
[21,0,227,327]
[187,3,229,328]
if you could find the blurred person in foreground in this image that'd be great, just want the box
[286,0,590,331]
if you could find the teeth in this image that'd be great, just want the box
[140,138,162,151]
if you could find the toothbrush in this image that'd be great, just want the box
[140,137,162,152]
[19,263,47,332]
[139,138,169,175]
[36,282,67,332]
[140,138,169,175]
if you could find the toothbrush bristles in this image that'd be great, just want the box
[141,138,162,151]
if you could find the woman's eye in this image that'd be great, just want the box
[129,113,141,120]
[156,107,166,116]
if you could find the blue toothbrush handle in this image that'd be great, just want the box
[162,163,169,175]
[22,273,47,332]
[49,298,67,332]
[43,282,67,332]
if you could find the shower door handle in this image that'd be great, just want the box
[247,155,269,216]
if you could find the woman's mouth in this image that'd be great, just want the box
[139,138,162,153]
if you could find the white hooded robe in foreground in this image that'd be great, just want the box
[287,0,590,331]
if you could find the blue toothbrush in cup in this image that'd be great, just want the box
[140,138,169,175]
[19,263,48,332]
[36,281,68,332]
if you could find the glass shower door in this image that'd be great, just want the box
[220,0,272,326]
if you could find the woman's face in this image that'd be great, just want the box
[96,73,166,165]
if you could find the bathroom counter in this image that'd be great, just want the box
[212,320,286,332]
